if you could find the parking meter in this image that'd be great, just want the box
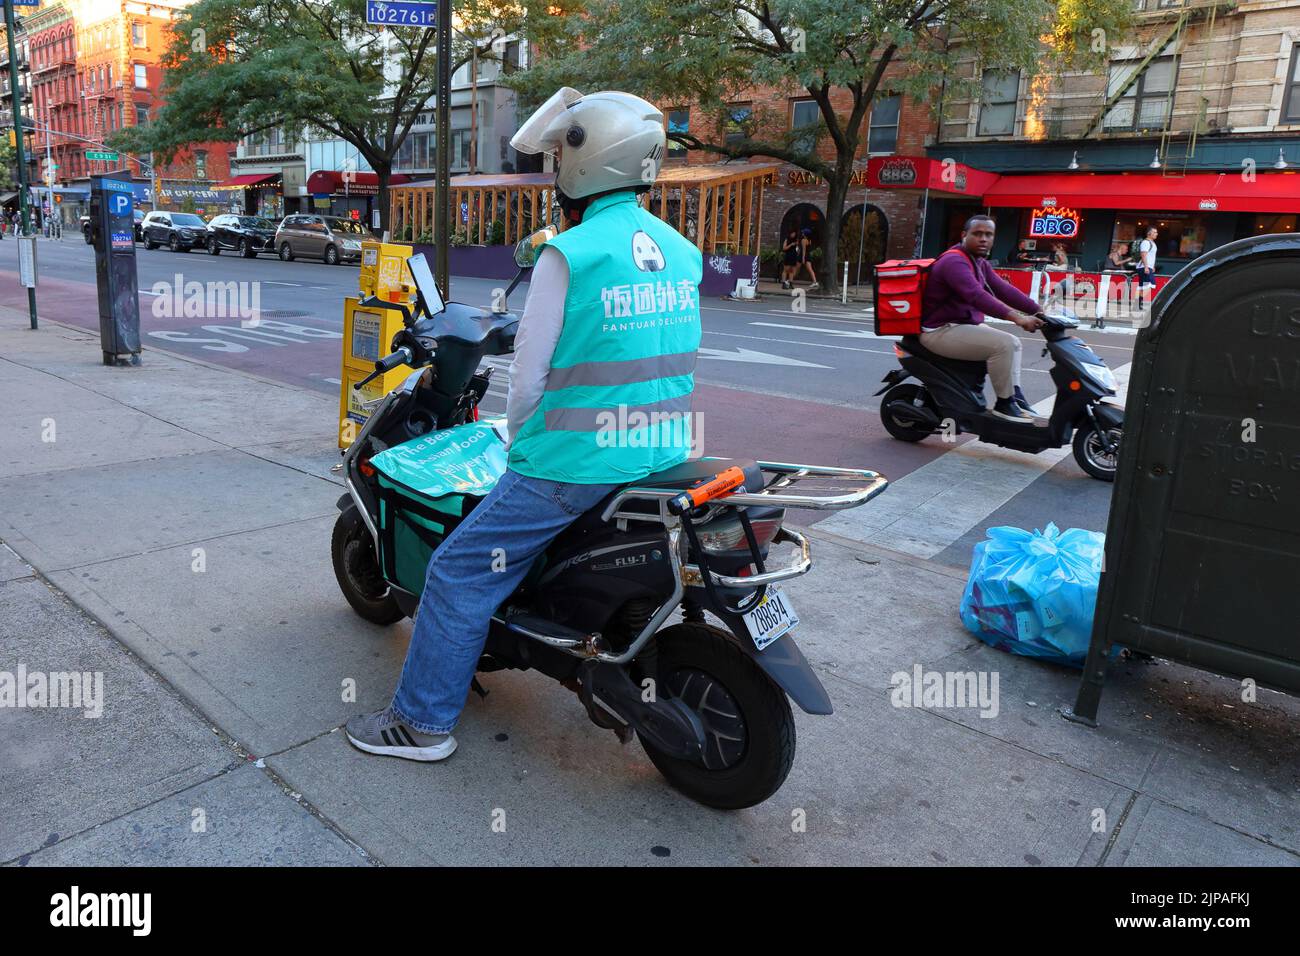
[90,172,141,366]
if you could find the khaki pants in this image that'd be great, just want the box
[920,322,1022,398]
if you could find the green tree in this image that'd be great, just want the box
[511,0,1131,292]
[0,137,16,188]
[109,0,521,232]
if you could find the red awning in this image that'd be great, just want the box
[866,156,1000,197]
[983,171,1300,214]
[213,173,280,190]
[306,171,411,196]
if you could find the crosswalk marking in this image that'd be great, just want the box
[817,363,1131,559]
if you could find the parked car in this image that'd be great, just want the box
[274,214,377,264]
[206,214,278,258]
[81,208,146,244]
[140,211,208,252]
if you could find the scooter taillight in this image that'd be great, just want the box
[893,344,907,359]
[697,515,782,554]
[358,458,377,478]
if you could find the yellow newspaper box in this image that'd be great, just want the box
[360,241,416,302]
[338,296,411,448]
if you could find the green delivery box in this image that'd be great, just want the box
[370,419,508,595]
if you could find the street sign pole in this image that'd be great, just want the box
[4,0,37,328]
[435,0,450,296]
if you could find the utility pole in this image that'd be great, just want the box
[3,0,36,329]
[434,0,450,295]
[469,41,477,174]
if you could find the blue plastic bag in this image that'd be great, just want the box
[959,523,1109,668]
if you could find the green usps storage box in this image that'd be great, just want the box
[370,419,508,596]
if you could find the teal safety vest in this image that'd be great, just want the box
[508,190,704,484]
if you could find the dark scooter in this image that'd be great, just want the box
[332,237,887,809]
[875,312,1124,481]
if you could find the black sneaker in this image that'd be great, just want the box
[345,707,457,762]
[991,397,1035,424]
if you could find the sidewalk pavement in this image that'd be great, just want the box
[2,311,1298,866]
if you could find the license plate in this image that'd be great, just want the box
[742,587,799,651]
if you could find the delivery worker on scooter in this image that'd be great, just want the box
[345,89,704,761]
[920,215,1047,423]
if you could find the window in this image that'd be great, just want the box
[1112,212,1206,260]
[977,70,1018,136]
[134,63,147,88]
[1104,57,1177,131]
[666,108,689,157]
[790,99,819,153]
[451,128,472,168]
[194,149,207,179]
[1283,47,1300,124]
[868,94,901,153]
[723,104,753,146]
[132,24,146,48]
[135,105,149,125]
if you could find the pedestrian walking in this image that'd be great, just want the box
[1132,226,1158,310]
[797,227,819,291]
[780,228,800,289]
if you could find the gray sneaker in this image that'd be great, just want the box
[345,708,457,762]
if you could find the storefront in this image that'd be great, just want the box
[213,173,284,219]
[306,171,410,228]
[155,184,223,217]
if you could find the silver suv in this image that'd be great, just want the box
[274,214,376,265]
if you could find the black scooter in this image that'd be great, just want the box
[875,313,1124,480]
[331,241,887,809]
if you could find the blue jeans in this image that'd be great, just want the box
[390,468,620,735]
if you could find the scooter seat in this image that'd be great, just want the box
[899,335,989,378]
[635,457,764,493]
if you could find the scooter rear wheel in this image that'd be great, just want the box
[639,623,795,810]
[1072,422,1121,482]
[332,506,404,624]
[879,383,938,442]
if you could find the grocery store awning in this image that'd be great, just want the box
[213,173,280,191]
[982,171,1300,214]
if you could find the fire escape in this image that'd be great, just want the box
[31,50,77,183]
[1080,0,1235,177]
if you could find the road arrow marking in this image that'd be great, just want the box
[698,346,830,368]
[751,321,889,339]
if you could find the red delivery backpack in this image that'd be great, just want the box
[873,249,965,335]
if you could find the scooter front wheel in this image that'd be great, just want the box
[332,505,404,624]
[879,383,938,442]
[639,623,795,810]
[1073,422,1122,481]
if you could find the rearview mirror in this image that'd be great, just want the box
[514,226,557,269]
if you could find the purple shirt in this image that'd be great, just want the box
[921,245,1041,330]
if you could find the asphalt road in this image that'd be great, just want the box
[0,235,1137,564]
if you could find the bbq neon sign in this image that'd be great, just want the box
[1027,205,1082,238]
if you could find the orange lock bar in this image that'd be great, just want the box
[667,466,748,515]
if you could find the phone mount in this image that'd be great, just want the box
[358,251,447,328]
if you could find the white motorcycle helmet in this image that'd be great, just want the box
[510,87,666,202]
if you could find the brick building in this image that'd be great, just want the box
[14,0,232,225]
[655,82,938,280]
[920,0,1300,273]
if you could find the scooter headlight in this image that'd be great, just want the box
[1081,361,1116,392]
